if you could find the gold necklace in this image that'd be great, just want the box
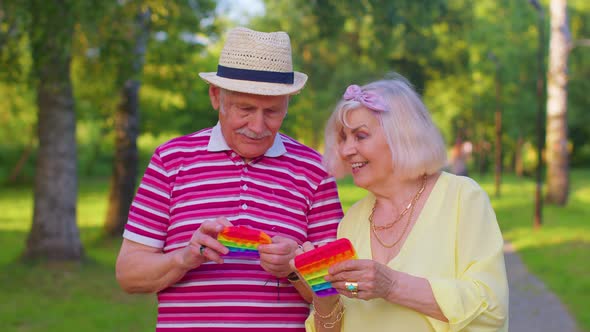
[369,174,427,231]
[369,174,427,248]
[370,202,408,231]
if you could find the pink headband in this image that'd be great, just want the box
[343,84,388,112]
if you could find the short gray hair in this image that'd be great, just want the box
[323,74,447,180]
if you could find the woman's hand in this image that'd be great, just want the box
[325,259,398,301]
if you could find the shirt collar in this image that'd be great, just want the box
[207,122,286,158]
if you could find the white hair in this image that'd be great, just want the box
[323,74,447,180]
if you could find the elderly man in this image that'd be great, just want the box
[115,27,343,332]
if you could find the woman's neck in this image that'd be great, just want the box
[371,175,426,208]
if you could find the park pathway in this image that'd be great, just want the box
[504,242,580,332]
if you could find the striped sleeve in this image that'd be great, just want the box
[123,148,172,249]
[306,175,343,245]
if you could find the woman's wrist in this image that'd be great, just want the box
[384,271,400,301]
[313,295,344,328]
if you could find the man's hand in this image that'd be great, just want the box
[258,236,299,278]
[175,217,232,269]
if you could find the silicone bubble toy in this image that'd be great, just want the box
[294,238,357,297]
[217,225,272,257]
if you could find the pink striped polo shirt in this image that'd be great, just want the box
[123,124,343,331]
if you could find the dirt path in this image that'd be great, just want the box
[504,242,580,332]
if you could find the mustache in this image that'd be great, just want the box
[236,127,272,139]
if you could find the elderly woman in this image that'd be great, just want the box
[302,74,509,331]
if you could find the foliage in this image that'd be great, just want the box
[568,1,590,166]
[0,0,589,181]
[251,0,589,176]
[0,0,224,182]
[72,0,220,177]
[253,0,446,149]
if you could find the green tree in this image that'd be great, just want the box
[0,1,36,183]
[568,1,590,167]
[107,0,217,236]
[255,0,445,150]
[101,3,151,236]
[70,0,218,235]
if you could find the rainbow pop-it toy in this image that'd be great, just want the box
[217,225,272,257]
[294,238,357,297]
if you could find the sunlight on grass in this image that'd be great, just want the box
[506,226,590,250]
[77,179,110,228]
[571,186,590,204]
[0,187,33,231]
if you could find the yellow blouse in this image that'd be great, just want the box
[306,172,509,331]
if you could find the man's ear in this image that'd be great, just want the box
[209,85,221,110]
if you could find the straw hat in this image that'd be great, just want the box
[199,27,308,96]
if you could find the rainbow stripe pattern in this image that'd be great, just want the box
[294,238,357,297]
[217,225,272,258]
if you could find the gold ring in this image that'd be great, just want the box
[345,281,358,294]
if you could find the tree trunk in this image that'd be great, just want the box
[104,8,150,236]
[25,0,83,261]
[477,140,490,177]
[545,0,570,205]
[103,80,140,236]
[531,0,546,228]
[494,68,503,198]
[6,139,33,184]
[515,136,524,177]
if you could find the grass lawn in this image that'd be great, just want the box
[0,170,588,331]
[0,180,156,331]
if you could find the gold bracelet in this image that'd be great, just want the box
[316,306,345,329]
[313,297,342,319]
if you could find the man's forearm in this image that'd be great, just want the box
[116,242,204,293]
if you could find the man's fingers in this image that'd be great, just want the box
[301,241,315,251]
[199,222,224,236]
[258,236,297,254]
[198,217,233,236]
[200,246,224,264]
[258,243,297,256]
[190,218,233,256]
[258,244,291,255]
[260,261,290,278]
[215,217,233,227]
[196,235,228,255]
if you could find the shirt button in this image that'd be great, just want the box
[231,152,236,158]
[242,184,248,191]
[243,167,248,173]
[241,204,248,210]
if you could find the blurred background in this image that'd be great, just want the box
[0,0,588,331]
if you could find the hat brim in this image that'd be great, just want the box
[199,72,308,96]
